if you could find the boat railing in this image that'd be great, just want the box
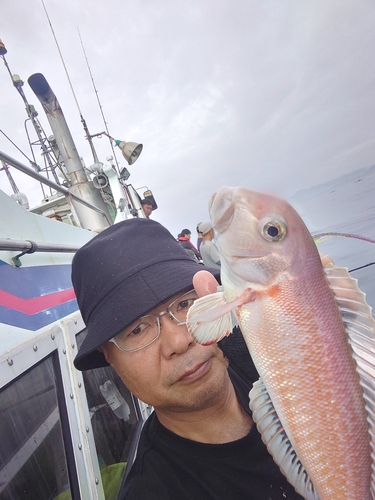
[0,238,81,267]
[0,239,80,253]
[0,149,112,225]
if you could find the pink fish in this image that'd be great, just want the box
[187,187,375,500]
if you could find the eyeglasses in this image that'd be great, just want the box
[109,289,198,353]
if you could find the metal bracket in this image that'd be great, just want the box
[12,240,37,267]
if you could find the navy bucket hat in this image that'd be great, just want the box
[72,218,220,371]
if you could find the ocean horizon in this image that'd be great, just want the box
[289,164,375,311]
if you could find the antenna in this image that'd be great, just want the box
[77,28,120,170]
[1,37,64,195]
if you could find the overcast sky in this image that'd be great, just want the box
[1,0,374,239]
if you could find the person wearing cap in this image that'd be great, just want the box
[71,219,304,500]
[197,221,221,270]
[140,199,153,218]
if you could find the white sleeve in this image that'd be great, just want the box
[210,244,221,265]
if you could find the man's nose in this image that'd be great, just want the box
[159,314,195,357]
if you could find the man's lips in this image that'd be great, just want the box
[176,358,212,383]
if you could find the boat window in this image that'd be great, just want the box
[76,330,142,498]
[0,355,73,500]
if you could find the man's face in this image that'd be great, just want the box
[142,203,153,217]
[100,291,229,414]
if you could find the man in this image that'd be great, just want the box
[196,222,203,251]
[72,219,304,500]
[197,221,221,270]
[141,199,153,218]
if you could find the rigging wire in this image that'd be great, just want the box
[0,129,33,163]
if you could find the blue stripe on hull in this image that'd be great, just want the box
[0,260,73,298]
[0,299,79,331]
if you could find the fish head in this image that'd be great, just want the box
[209,186,317,289]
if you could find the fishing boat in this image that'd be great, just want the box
[0,39,155,499]
[2,29,375,500]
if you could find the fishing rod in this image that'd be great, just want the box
[313,232,375,245]
[349,262,375,273]
[313,231,375,274]
[77,28,120,171]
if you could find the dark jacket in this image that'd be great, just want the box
[177,237,201,261]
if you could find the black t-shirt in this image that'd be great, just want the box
[119,365,304,500]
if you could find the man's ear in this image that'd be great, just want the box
[99,344,112,365]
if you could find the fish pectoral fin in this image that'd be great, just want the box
[186,291,239,345]
[319,251,333,266]
[324,262,375,493]
[250,379,319,500]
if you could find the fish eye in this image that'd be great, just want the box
[258,216,287,242]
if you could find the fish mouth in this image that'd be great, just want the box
[226,253,264,259]
[221,251,269,264]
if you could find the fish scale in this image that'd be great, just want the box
[187,186,375,500]
[239,275,370,499]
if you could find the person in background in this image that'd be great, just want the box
[71,219,304,500]
[196,222,203,251]
[141,199,153,218]
[177,228,201,262]
[197,221,221,270]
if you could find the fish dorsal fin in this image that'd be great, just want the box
[324,262,375,497]
[186,291,239,344]
[250,379,320,500]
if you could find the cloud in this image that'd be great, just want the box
[1,0,374,239]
